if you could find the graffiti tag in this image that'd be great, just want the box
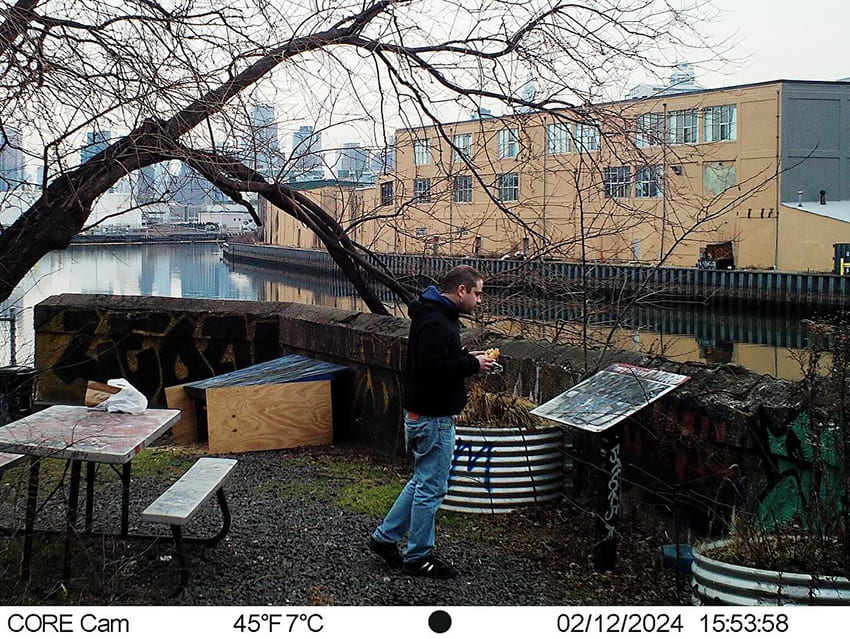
[603,444,622,540]
[451,438,494,492]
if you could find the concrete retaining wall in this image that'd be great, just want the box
[34,294,802,511]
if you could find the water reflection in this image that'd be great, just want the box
[0,243,819,380]
[0,243,259,366]
[242,260,817,381]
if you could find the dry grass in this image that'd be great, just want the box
[456,386,548,430]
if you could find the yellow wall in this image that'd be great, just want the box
[261,81,850,271]
[777,205,850,272]
[376,83,788,266]
[263,184,380,251]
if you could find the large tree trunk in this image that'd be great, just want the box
[0,2,399,306]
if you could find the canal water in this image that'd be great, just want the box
[0,243,822,380]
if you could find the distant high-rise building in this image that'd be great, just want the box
[246,103,280,179]
[291,125,323,181]
[173,162,210,207]
[135,162,171,204]
[336,142,373,183]
[0,127,25,191]
[81,130,111,164]
[81,129,131,193]
[371,136,396,175]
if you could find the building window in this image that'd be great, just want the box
[575,122,600,151]
[703,104,737,142]
[497,172,519,201]
[704,162,736,196]
[546,122,571,154]
[453,175,472,203]
[497,127,520,158]
[635,166,662,198]
[413,138,431,165]
[380,181,393,206]
[413,177,431,203]
[603,166,631,199]
[668,109,698,144]
[636,112,664,148]
[453,133,472,162]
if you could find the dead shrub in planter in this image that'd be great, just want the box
[456,385,546,430]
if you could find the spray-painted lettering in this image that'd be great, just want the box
[450,438,494,491]
[603,444,622,540]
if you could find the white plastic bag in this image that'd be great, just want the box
[92,378,148,414]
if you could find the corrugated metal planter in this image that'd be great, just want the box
[441,426,566,514]
[692,539,850,605]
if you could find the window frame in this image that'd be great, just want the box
[703,104,737,143]
[452,133,472,162]
[635,112,664,148]
[413,138,431,166]
[497,127,520,159]
[546,122,571,155]
[575,122,601,151]
[453,175,473,203]
[380,180,394,206]
[603,165,631,199]
[668,109,698,145]
[497,172,519,202]
[413,177,431,203]
[634,165,663,198]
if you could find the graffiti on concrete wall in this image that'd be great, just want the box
[755,408,844,531]
[38,307,280,405]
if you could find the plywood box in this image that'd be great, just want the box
[205,381,332,453]
[165,354,348,453]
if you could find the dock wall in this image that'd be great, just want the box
[225,243,850,309]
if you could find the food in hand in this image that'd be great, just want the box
[484,347,500,360]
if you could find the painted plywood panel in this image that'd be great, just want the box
[205,381,332,454]
[165,384,197,444]
[531,363,689,433]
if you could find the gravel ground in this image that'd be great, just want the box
[0,443,691,606]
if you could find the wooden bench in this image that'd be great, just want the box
[141,457,237,593]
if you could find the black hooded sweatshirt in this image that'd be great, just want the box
[403,286,481,416]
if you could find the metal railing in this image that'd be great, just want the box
[224,244,850,309]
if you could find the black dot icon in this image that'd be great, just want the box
[428,610,452,633]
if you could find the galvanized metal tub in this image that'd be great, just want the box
[442,426,566,514]
[692,539,850,605]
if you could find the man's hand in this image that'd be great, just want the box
[475,354,497,372]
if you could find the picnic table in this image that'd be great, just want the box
[0,404,180,581]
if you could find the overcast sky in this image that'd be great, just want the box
[698,0,849,88]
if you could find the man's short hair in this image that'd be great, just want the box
[441,265,483,293]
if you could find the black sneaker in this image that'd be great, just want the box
[368,535,402,566]
[402,554,458,579]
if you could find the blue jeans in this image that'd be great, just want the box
[372,412,455,561]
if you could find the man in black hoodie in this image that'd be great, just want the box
[368,265,497,578]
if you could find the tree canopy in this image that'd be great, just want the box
[0,0,720,312]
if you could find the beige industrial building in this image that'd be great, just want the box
[263,79,850,273]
